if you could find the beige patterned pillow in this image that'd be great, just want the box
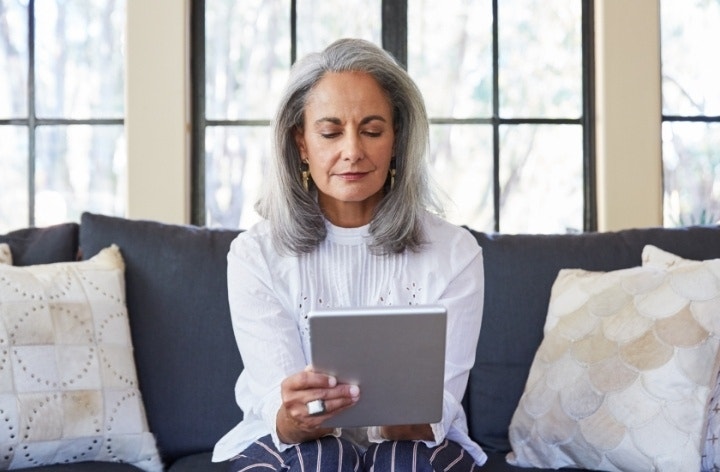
[0,243,11,265]
[507,258,720,471]
[642,245,720,472]
[0,245,162,471]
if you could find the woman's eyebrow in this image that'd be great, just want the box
[314,117,342,126]
[360,115,388,125]
[313,115,388,126]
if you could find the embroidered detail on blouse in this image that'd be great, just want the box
[405,282,422,305]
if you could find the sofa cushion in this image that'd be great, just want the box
[464,225,720,454]
[507,259,720,470]
[19,462,143,471]
[0,223,79,266]
[166,452,226,472]
[0,246,162,471]
[78,213,244,466]
[482,451,585,471]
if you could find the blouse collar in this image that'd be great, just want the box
[324,219,371,245]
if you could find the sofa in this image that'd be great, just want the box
[2,211,720,471]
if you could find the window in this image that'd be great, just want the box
[193,0,595,233]
[0,0,126,234]
[661,0,720,227]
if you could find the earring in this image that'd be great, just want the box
[301,160,310,192]
[389,157,397,191]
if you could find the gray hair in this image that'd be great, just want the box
[255,38,441,254]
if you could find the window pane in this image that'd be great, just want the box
[498,0,582,119]
[661,0,720,116]
[408,0,493,118]
[35,125,125,227]
[35,0,125,118]
[0,0,28,119]
[205,125,270,229]
[0,126,28,233]
[296,0,381,58]
[429,125,494,232]
[205,0,290,120]
[662,122,720,226]
[500,125,583,233]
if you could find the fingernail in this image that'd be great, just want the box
[328,376,337,387]
[349,385,360,398]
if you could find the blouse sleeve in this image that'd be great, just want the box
[226,232,307,451]
[431,233,484,445]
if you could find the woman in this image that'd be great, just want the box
[212,38,486,471]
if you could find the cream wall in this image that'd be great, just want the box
[125,0,664,230]
[126,0,190,224]
[595,0,663,231]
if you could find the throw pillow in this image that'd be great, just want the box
[0,222,78,266]
[642,244,720,472]
[0,243,10,265]
[507,258,720,471]
[0,245,162,471]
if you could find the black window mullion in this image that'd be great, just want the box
[381,0,407,68]
[491,0,500,233]
[190,0,206,226]
[291,0,297,64]
[28,0,36,227]
[582,0,597,232]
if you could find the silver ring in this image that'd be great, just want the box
[306,399,326,416]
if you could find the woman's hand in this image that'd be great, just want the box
[276,365,360,444]
[381,424,434,441]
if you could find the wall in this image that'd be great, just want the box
[125,0,664,230]
[126,0,190,223]
[595,0,663,231]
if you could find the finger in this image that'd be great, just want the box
[284,370,337,391]
[304,384,360,417]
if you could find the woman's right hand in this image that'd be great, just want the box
[276,365,360,444]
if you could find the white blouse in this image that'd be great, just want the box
[212,211,487,465]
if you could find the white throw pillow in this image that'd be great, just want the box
[0,243,11,265]
[507,254,720,471]
[0,245,162,471]
[642,245,720,472]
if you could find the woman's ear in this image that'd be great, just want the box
[293,127,307,159]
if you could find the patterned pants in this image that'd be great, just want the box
[227,434,481,471]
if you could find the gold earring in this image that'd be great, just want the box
[389,168,396,191]
[301,160,310,192]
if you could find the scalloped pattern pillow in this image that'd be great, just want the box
[0,245,162,471]
[507,257,720,471]
[0,244,11,265]
[642,244,720,472]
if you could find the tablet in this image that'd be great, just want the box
[307,304,447,428]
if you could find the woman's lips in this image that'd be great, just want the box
[336,172,369,181]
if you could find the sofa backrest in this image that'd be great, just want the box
[464,225,720,454]
[75,212,720,463]
[79,212,243,465]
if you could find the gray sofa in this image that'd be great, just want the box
[3,212,720,471]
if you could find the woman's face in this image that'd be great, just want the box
[294,71,395,228]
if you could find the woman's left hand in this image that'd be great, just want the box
[380,424,433,441]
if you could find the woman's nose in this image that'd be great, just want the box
[342,134,364,162]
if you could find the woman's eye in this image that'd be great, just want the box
[363,130,382,137]
[320,132,340,139]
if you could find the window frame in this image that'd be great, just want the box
[191,0,597,232]
[0,0,124,228]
